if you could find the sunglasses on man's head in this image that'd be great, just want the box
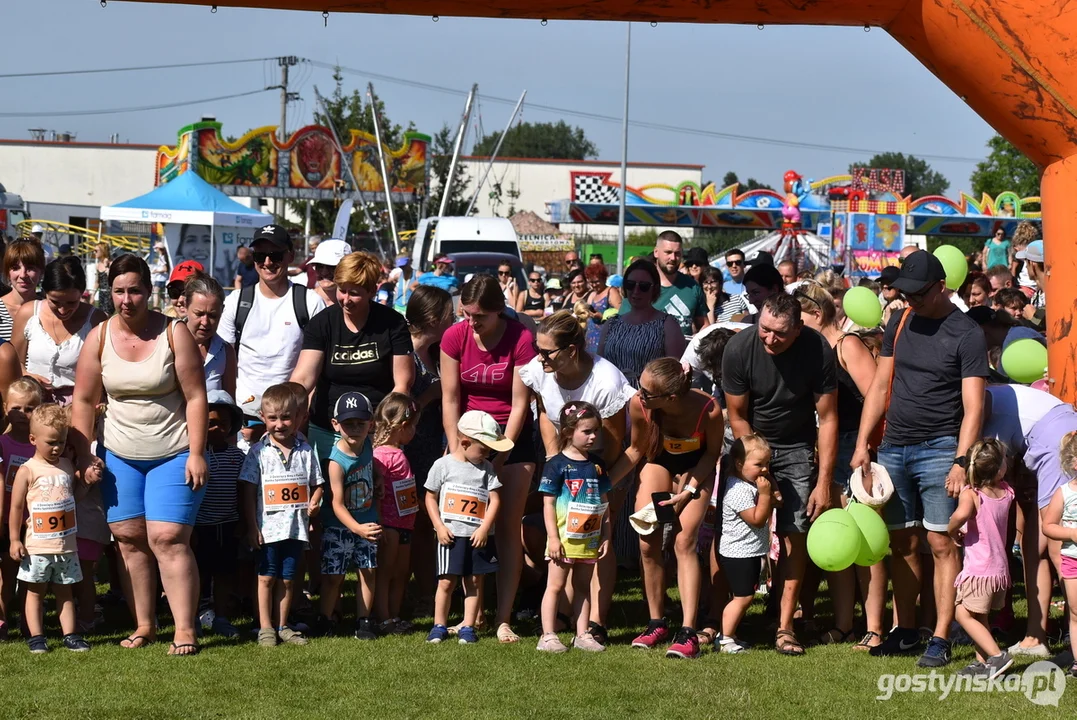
[253,250,285,264]
[623,279,653,293]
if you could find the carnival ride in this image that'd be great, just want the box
[15,220,151,256]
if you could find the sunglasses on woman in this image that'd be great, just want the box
[529,276,542,283]
[534,344,568,363]
[623,280,653,293]
[253,250,286,264]
[498,270,512,277]
[639,386,675,401]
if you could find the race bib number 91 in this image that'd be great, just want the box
[31,498,77,539]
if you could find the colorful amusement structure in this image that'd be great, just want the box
[155,120,430,201]
[549,168,1041,277]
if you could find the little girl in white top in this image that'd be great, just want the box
[718,434,777,654]
[1043,430,1077,679]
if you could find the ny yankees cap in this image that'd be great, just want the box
[334,391,373,422]
[252,224,292,251]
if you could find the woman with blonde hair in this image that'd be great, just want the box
[290,251,414,459]
[794,280,883,649]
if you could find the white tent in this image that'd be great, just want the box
[711,230,831,275]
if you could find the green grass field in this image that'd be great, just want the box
[1,575,1074,719]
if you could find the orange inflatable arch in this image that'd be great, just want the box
[137,0,1077,398]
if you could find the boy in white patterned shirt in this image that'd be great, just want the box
[240,384,324,647]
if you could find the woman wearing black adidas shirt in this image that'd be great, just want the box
[290,251,414,460]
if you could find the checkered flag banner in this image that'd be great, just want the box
[573,174,622,204]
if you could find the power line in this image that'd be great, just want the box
[0,57,274,80]
[0,89,271,118]
[315,60,983,164]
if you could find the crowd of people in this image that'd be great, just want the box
[0,222,1075,681]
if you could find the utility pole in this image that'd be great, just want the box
[269,56,300,219]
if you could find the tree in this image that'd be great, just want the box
[970,134,1041,199]
[720,171,772,191]
[848,152,949,198]
[426,124,474,218]
[472,120,597,160]
[287,67,416,243]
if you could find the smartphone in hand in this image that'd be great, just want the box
[652,492,676,523]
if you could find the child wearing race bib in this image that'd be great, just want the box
[7,404,91,653]
[240,384,324,647]
[317,391,381,641]
[1041,430,1077,679]
[718,435,776,654]
[372,392,421,635]
[536,402,610,654]
[0,377,43,641]
[424,410,507,644]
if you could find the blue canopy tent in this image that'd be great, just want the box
[100,172,271,278]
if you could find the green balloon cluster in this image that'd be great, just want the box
[1001,338,1048,384]
[843,286,882,328]
[847,502,890,566]
[806,509,861,571]
[808,505,890,571]
[933,245,968,290]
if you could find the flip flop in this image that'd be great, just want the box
[852,631,882,651]
[169,642,200,656]
[120,635,154,649]
[496,623,520,644]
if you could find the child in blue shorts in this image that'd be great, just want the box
[240,384,323,647]
[317,391,381,641]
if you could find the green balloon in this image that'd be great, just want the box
[843,286,882,328]
[847,501,890,566]
[602,307,619,321]
[807,508,862,572]
[1001,338,1048,384]
[933,244,968,290]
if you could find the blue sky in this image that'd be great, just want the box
[1,1,997,194]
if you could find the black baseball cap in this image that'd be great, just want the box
[878,266,900,287]
[252,224,292,251]
[334,391,373,422]
[747,250,774,267]
[892,250,946,295]
[683,247,709,267]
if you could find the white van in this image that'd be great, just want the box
[410,216,522,272]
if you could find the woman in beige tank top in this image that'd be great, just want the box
[71,254,209,656]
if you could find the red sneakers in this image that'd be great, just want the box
[666,627,700,659]
[631,620,670,649]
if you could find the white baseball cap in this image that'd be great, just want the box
[311,238,352,267]
[31,223,44,234]
[457,410,514,452]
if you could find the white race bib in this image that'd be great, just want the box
[565,501,606,540]
[30,497,77,539]
[393,477,418,517]
[440,484,489,526]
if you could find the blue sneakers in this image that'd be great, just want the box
[917,636,952,667]
[458,626,479,644]
[426,624,449,644]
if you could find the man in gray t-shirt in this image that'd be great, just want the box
[424,456,502,538]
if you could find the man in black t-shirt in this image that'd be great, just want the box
[723,292,838,656]
[853,250,988,668]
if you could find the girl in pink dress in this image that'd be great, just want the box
[948,438,1015,680]
[372,392,420,634]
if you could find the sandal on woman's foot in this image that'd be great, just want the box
[697,627,718,646]
[588,622,608,647]
[775,629,805,656]
[120,634,154,649]
[852,631,882,651]
[820,628,856,645]
[168,642,200,656]
[497,623,520,644]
